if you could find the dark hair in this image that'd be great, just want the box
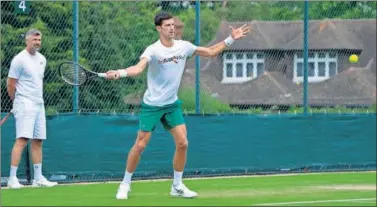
[154,11,173,26]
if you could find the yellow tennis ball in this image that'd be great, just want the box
[349,54,358,63]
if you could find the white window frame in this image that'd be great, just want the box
[293,51,338,83]
[222,52,265,84]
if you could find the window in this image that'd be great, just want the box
[226,63,233,78]
[236,53,243,59]
[293,51,337,83]
[222,52,265,83]
[308,62,315,77]
[236,63,243,77]
[246,63,253,77]
[297,62,303,77]
[318,62,326,77]
[318,52,326,58]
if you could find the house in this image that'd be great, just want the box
[181,19,376,108]
[124,19,376,108]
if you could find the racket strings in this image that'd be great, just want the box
[60,63,87,85]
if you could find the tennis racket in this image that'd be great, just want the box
[0,111,12,126]
[58,61,107,86]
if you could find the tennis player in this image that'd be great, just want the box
[7,29,57,188]
[105,11,250,199]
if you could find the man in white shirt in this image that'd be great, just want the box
[105,12,250,199]
[7,29,57,188]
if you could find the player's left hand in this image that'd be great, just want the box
[230,24,251,40]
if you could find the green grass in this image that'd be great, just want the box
[1,171,376,206]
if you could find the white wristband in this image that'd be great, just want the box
[224,35,235,47]
[117,69,128,78]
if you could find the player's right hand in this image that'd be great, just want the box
[105,70,120,80]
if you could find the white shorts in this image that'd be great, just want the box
[13,101,46,140]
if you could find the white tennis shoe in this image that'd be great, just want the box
[170,183,198,198]
[7,176,24,189]
[32,176,58,187]
[116,183,131,199]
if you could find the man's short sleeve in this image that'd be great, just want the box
[140,46,154,62]
[8,57,23,79]
[185,41,197,57]
[42,55,47,66]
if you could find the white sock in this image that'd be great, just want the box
[10,166,18,178]
[121,170,133,185]
[34,163,42,180]
[173,170,183,186]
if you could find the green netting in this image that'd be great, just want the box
[1,1,376,115]
[1,113,376,185]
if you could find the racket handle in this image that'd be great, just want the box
[98,73,107,78]
[0,112,11,126]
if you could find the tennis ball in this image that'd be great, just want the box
[349,54,358,64]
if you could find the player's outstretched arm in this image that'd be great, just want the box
[105,57,149,80]
[194,24,250,57]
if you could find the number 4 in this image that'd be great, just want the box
[19,1,26,12]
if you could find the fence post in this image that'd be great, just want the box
[73,0,79,112]
[195,0,200,114]
[303,0,309,115]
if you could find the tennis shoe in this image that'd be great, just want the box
[170,182,197,198]
[7,176,24,189]
[116,183,131,199]
[32,176,58,187]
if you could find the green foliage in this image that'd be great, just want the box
[1,1,375,113]
[287,105,376,114]
[225,2,304,21]
[178,87,233,113]
[309,2,376,19]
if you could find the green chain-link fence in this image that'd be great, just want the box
[1,1,376,115]
[1,1,376,185]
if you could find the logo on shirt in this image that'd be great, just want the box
[158,55,185,64]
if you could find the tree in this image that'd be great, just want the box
[309,1,376,19]
[1,1,375,113]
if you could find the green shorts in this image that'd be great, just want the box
[139,100,185,132]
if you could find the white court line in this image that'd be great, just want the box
[253,197,376,206]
